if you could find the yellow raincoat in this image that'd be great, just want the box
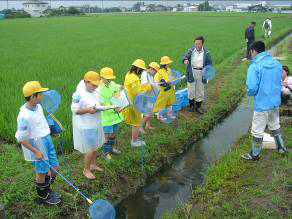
[122,72,152,127]
[153,68,176,112]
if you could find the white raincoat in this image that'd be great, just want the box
[71,80,105,153]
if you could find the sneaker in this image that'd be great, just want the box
[131,140,145,147]
[39,193,61,205]
[112,148,121,154]
[278,148,287,155]
[241,152,260,161]
[102,153,112,160]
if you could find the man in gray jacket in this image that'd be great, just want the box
[182,36,212,114]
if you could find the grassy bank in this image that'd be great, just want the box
[163,34,292,219]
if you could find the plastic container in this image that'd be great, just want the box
[134,94,156,114]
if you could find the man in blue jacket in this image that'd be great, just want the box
[242,41,287,160]
[182,36,212,114]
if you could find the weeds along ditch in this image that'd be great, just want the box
[0,13,291,218]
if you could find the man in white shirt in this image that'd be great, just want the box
[263,17,272,38]
[182,36,212,114]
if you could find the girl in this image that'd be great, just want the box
[153,56,176,120]
[122,59,152,147]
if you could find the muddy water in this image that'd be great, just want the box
[115,34,291,219]
[116,102,253,219]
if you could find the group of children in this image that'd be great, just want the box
[15,56,177,204]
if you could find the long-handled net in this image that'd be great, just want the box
[44,161,115,219]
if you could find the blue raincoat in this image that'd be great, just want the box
[246,51,282,112]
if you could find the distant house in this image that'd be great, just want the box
[183,4,199,12]
[248,4,269,12]
[23,0,48,17]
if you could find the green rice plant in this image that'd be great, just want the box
[0,13,291,148]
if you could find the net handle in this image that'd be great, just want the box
[43,160,93,204]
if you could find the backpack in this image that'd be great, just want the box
[264,20,270,29]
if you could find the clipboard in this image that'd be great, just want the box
[109,89,131,110]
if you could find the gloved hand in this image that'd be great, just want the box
[160,79,171,91]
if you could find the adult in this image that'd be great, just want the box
[245,21,256,60]
[182,36,212,114]
[242,41,287,161]
[281,66,292,104]
[262,17,272,38]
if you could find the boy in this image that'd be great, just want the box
[15,81,61,205]
[98,67,123,160]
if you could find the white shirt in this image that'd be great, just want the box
[263,19,272,29]
[141,70,158,96]
[191,48,204,69]
[15,104,50,142]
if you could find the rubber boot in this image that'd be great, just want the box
[102,143,112,160]
[195,101,204,114]
[188,99,195,112]
[241,136,262,160]
[36,182,61,205]
[272,129,287,154]
[45,175,61,199]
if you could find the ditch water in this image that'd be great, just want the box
[116,102,253,219]
[115,35,291,219]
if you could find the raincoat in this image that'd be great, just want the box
[71,80,105,153]
[153,68,176,113]
[98,81,123,127]
[246,52,282,112]
[122,72,152,127]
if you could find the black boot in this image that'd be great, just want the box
[36,182,61,205]
[45,175,61,199]
[195,101,204,114]
[188,99,195,112]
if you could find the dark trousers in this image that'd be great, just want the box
[246,40,254,59]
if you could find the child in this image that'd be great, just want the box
[153,56,176,120]
[15,81,61,205]
[281,66,292,104]
[122,59,152,147]
[140,62,160,132]
[71,71,113,179]
[98,67,123,160]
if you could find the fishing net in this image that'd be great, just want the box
[88,200,116,219]
[202,65,216,81]
[134,94,157,114]
[41,90,61,115]
[170,70,182,85]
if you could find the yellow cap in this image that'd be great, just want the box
[84,71,102,85]
[100,67,116,80]
[23,81,49,97]
[148,62,160,72]
[160,56,173,65]
[132,59,146,70]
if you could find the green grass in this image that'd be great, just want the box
[0,13,291,218]
[0,13,291,147]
